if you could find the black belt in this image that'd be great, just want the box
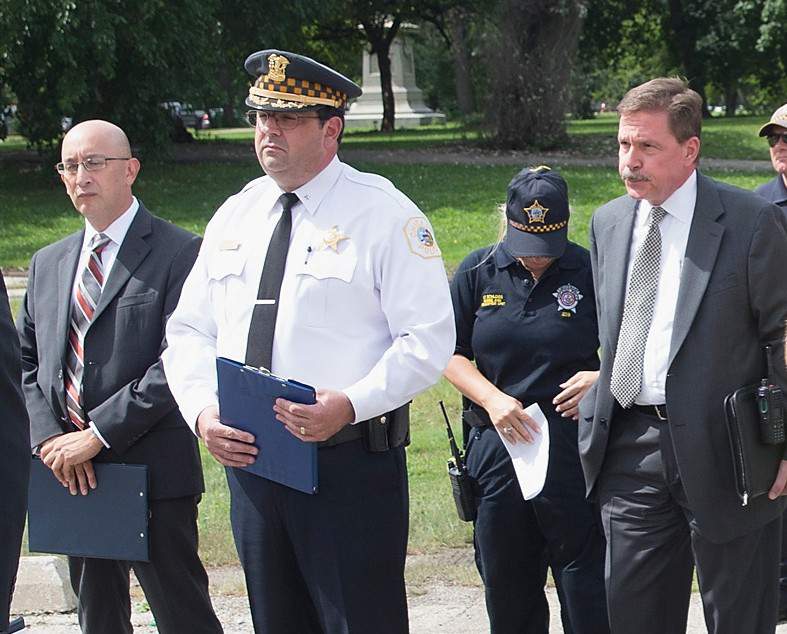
[632,403,668,421]
[319,422,364,448]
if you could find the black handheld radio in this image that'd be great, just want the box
[440,401,478,522]
[758,345,785,445]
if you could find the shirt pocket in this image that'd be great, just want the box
[206,251,247,326]
[294,247,358,328]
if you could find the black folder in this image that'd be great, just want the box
[217,357,318,494]
[724,385,783,506]
[28,458,149,561]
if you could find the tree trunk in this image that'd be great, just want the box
[724,81,738,117]
[217,61,236,127]
[449,10,474,116]
[488,0,585,149]
[375,42,396,132]
[362,18,401,133]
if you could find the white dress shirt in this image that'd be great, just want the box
[72,197,139,446]
[163,156,456,431]
[624,171,697,405]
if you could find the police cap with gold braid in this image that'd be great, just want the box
[245,49,362,111]
[503,166,570,258]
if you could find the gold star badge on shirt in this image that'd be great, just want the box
[322,226,349,252]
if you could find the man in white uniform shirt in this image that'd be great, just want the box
[163,50,455,634]
[577,78,787,633]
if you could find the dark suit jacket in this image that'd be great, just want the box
[755,174,787,207]
[0,277,29,631]
[579,172,787,543]
[17,203,204,500]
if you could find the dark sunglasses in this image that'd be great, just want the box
[767,133,787,148]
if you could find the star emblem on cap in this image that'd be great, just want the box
[523,200,549,224]
[322,226,349,252]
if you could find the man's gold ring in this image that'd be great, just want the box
[299,426,306,436]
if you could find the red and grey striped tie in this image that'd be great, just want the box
[64,233,111,429]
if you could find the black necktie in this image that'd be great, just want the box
[245,192,298,370]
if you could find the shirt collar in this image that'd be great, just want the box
[293,155,343,216]
[83,197,139,249]
[639,169,697,225]
[775,174,787,204]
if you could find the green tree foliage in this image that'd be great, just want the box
[2,0,216,152]
[576,0,783,118]
[316,0,469,132]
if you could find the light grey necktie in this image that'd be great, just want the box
[610,206,668,408]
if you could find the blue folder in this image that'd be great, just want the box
[217,357,318,494]
[28,458,149,561]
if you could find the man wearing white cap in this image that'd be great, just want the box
[756,103,787,210]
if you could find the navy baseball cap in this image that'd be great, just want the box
[503,166,569,258]
[245,49,361,112]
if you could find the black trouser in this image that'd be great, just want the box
[780,517,787,618]
[466,416,609,634]
[227,438,409,634]
[597,407,781,634]
[68,495,222,634]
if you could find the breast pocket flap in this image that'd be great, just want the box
[297,250,356,283]
[116,290,158,308]
[207,253,246,281]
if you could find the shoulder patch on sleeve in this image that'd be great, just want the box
[403,217,441,259]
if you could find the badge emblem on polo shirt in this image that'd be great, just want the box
[403,217,441,259]
[524,200,549,224]
[481,293,505,308]
[265,54,290,83]
[321,226,349,252]
[553,284,582,315]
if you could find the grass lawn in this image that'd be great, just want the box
[566,113,771,161]
[190,114,774,161]
[2,113,774,161]
[0,161,774,271]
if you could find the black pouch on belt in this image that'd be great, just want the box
[361,404,411,453]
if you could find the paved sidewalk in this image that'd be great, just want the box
[18,579,787,633]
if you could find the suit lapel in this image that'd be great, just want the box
[599,198,637,350]
[56,233,83,378]
[92,205,152,324]
[668,173,725,367]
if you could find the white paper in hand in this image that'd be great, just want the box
[497,403,550,500]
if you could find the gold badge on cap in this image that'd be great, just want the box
[524,200,549,224]
[264,54,290,83]
[322,226,349,252]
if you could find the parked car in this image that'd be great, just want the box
[161,101,211,130]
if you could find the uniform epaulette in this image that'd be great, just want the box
[343,166,414,214]
[239,175,269,194]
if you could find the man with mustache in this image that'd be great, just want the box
[578,78,787,633]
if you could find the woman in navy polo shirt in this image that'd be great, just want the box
[445,167,609,634]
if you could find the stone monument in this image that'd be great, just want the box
[346,29,446,130]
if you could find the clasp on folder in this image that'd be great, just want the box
[243,364,272,376]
